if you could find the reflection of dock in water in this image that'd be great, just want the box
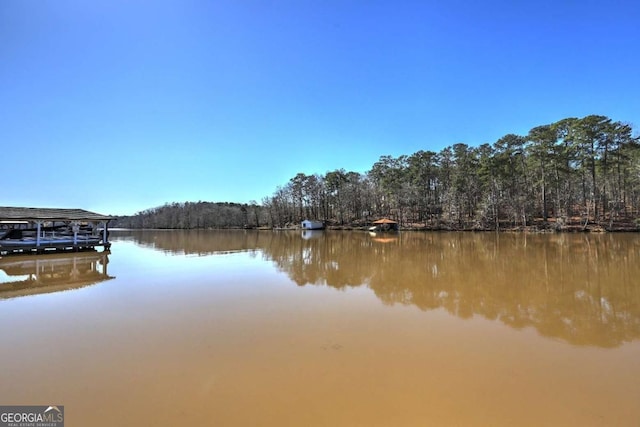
[0,251,113,299]
[369,234,399,244]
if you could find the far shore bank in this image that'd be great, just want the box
[113,220,640,233]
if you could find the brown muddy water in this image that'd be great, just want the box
[1,230,639,426]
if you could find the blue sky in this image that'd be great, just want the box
[2,0,638,216]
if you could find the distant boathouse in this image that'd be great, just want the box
[301,219,325,230]
[0,207,112,255]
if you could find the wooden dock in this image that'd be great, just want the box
[0,207,113,256]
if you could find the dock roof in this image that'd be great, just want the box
[0,207,113,222]
[372,218,398,224]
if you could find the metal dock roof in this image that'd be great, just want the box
[0,207,113,222]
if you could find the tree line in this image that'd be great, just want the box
[263,114,639,230]
[111,201,265,229]
[114,115,639,230]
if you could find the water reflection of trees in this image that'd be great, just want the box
[119,230,640,347]
[111,229,269,256]
[267,231,640,348]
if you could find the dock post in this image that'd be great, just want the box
[36,221,41,248]
[72,222,79,246]
[102,221,110,250]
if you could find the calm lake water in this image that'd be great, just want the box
[1,230,639,426]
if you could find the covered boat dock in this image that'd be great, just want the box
[369,218,399,232]
[0,207,113,255]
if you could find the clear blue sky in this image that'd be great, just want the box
[2,0,638,216]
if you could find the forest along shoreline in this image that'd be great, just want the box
[111,115,640,233]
